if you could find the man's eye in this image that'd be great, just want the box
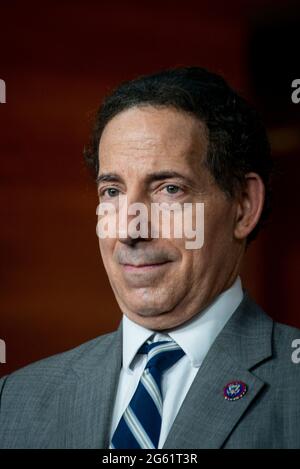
[103,188,120,197]
[163,185,181,194]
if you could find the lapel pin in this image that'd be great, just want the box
[223,381,247,401]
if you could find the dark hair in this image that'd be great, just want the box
[84,66,273,243]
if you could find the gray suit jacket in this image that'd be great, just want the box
[0,291,300,448]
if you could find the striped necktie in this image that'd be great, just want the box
[110,338,185,449]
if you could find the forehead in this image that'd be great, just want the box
[98,106,208,174]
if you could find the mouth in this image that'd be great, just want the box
[121,261,172,272]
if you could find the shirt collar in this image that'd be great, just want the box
[122,276,244,371]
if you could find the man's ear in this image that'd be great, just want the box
[234,172,265,240]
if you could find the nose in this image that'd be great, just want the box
[119,235,151,247]
[117,187,153,246]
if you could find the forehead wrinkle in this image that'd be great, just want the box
[101,132,197,153]
[115,137,159,151]
[100,134,162,154]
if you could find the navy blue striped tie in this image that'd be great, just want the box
[110,339,185,449]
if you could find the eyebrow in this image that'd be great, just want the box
[96,171,194,186]
[96,173,122,185]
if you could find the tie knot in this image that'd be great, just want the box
[139,339,184,373]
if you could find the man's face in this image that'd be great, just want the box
[97,106,243,330]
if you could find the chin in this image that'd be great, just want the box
[120,289,172,316]
[129,310,186,331]
[130,304,167,318]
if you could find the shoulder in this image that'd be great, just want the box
[242,291,300,363]
[253,314,300,391]
[273,319,300,344]
[271,319,300,371]
[0,329,119,407]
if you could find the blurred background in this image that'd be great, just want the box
[1,0,299,376]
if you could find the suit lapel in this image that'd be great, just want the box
[53,325,122,448]
[163,291,273,449]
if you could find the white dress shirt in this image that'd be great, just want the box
[109,276,244,448]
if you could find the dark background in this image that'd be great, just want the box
[1,0,299,376]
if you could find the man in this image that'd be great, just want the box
[0,67,299,449]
